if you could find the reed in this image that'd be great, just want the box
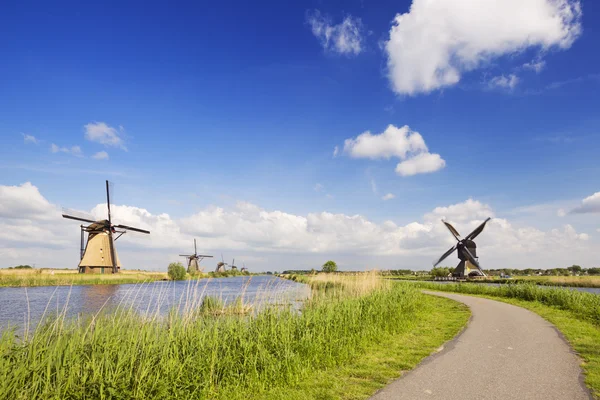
[0,274,428,399]
[0,268,168,287]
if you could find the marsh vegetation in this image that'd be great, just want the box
[0,273,468,399]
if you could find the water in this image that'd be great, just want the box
[430,280,600,295]
[0,276,310,331]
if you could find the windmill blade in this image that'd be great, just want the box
[433,245,457,267]
[442,220,462,241]
[106,180,112,224]
[62,208,97,224]
[114,224,150,234]
[62,213,97,224]
[194,239,197,256]
[465,217,492,241]
[196,254,213,258]
[461,246,483,271]
[180,254,193,257]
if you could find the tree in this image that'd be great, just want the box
[567,265,582,274]
[322,260,338,273]
[168,262,187,281]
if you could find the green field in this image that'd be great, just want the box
[0,274,468,399]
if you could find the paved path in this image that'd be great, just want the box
[370,291,591,400]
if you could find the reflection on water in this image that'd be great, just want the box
[0,276,310,331]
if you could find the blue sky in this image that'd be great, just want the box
[1,0,599,271]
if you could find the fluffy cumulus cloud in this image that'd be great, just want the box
[307,10,364,56]
[382,193,395,201]
[385,0,582,95]
[84,122,127,150]
[342,124,445,176]
[1,183,596,271]
[570,192,600,214]
[50,144,83,157]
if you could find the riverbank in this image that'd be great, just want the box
[405,281,600,397]
[0,274,469,399]
[387,274,600,288]
[0,268,257,287]
[0,268,168,287]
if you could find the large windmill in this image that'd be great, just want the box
[433,218,491,278]
[180,239,212,274]
[62,180,150,274]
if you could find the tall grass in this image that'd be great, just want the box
[412,281,600,324]
[0,269,168,287]
[0,275,426,399]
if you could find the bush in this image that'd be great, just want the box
[168,262,187,281]
[322,260,338,273]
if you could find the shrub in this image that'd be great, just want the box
[322,260,338,273]
[168,262,187,280]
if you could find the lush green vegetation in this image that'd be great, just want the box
[0,275,468,399]
[407,281,600,397]
[167,261,187,280]
[321,260,338,273]
[0,269,168,287]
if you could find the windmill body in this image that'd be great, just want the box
[434,218,491,278]
[62,181,150,274]
[180,239,212,274]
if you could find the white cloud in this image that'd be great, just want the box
[22,133,39,144]
[51,144,83,157]
[557,208,567,217]
[92,151,109,160]
[570,192,600,214]
[344,125,427,160]
[307,10,364,56]
[382,193,395,201]
[343,125,445,176]
[488,74,520,90]
[384,0,582,95]
[333,146,339,157]
[523,60,546,73]
[84,122,127,150]
[395,152,446,176]
[1,183,596,271]
[314,183,324,192]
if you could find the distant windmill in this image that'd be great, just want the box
[215,253,228,273]
[62,180,150,274]
[180,239,213,274]
[241,262,248,273]
[230,258,237,271]
[433,218,491,278]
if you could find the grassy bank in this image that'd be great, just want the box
[386,275,600,288]
[0,275,468,399]
[408,281,600,397]
[0,268,168,287]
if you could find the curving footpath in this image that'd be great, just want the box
[370,291,591,400]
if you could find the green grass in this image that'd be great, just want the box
[408,281,600,398]
[0,278,469,399]
[0,270,169,287]
[259,295,469,400]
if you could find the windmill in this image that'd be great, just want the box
[230,258,237,271]
[180,239,213,274]
[215,253,228,273]
[433,218,491,278]
[62,180,150,274]
[241,262,248,273]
